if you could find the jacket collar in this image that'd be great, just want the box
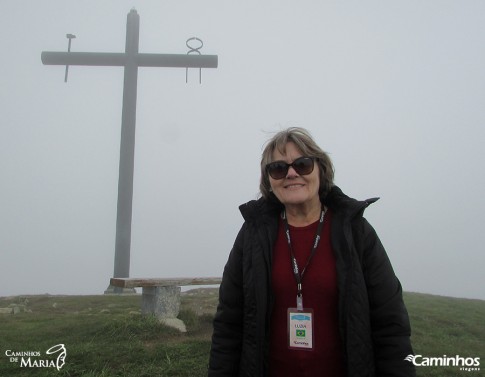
[239,196,281,223]
[324,186,379,220]
[239,186,379,222]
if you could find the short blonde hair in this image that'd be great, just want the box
[259,127,334,200]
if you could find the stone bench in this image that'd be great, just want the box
[109,277,221,332]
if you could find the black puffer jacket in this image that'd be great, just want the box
[208,186,415,377]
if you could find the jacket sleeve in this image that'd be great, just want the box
[358,218,416,377]
[208,224,246,377]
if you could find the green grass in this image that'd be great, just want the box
[0,292,215,377]
[0,290,483,376]
[404,292,484,376]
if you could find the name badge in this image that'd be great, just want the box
[287,308,314,350]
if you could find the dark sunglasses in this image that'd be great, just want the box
[266,156,316,180]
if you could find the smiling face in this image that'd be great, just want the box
[268,142,321,212]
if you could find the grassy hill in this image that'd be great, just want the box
[404,292,483,376]
[0,290,483,376]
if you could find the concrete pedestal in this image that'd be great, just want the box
[142,286,181,318]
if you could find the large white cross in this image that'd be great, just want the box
[41,9,218,292]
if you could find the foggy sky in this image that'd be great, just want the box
[1,0,484,300]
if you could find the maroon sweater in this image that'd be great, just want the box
[269,210,346,377]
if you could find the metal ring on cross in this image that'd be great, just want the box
[186,37,203,84]
[186,37,203,54]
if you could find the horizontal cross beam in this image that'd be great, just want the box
[41,51,218,68]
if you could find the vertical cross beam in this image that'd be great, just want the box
[41,9,218,293]
[114,10,139,281]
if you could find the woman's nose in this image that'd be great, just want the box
[286,166,299,178]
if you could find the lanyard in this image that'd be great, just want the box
[282,208,326,310]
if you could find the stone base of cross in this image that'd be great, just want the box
[41,9,218,294]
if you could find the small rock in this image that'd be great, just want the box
[9,304,26,312]
[0,308,13,315]
[160,318,187,332]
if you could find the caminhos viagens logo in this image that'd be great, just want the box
[405,354,480,372]
[5,343,66,370]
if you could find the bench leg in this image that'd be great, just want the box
[141,286,186,332]
[141,285,181,318]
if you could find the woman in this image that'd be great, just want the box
[208,127,415,377]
